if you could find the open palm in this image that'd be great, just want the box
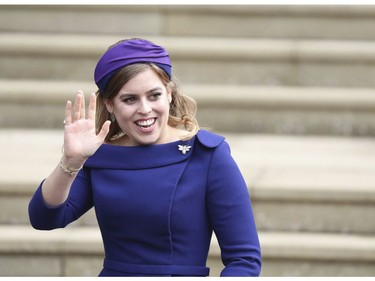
[63,91,111,163]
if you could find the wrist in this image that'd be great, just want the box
[59,158,83,176]
[60,155,86,176]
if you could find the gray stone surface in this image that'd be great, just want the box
[3,33,375,87]
[2,6,375,40]
[2,80,375,136]
[0,225,374,276]
[0,255,61,276]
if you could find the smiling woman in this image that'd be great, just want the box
[97,63,199,144]
[101,67,174,146]
[95,39,199,145]
[28,38,261,277]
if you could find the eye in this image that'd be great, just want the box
[150,92,162,100]
[122,96,137,104]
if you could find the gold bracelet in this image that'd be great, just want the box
[59,160,82,176]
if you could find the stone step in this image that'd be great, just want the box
[227,133,375,235]
[0,225,374,276]
[1,5,375,40]
[3,33,375,87]
[1,129,375,235]
[1,79,375,136]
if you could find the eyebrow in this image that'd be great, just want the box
[118,87,163,98]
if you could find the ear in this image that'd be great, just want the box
[104,98,114,113]
[167,87,172,104]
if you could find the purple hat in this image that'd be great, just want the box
[94,38,172,93]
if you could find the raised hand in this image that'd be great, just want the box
[62,91,111,167]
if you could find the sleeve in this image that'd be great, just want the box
[206,141,262,276]
[28,168,93,230]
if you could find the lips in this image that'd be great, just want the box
[135,118,156,129]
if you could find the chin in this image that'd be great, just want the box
[127,123,167,146]
[132,133,161,146]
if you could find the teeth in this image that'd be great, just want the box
[136,118,155,127]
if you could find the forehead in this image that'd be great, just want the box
[118,68,165,94]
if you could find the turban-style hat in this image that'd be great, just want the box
[94,38,172,93]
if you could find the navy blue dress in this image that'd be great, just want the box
[28,130,261,276]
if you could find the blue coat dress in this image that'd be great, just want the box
[28,130,261,276]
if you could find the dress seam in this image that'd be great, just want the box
[167,138,194,265]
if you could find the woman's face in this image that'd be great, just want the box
[105,68,172,146]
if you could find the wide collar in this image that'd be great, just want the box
[84,130,224,170]
[84,138,193,170]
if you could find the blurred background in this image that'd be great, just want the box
[0,4,375,276]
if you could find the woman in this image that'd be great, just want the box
[28,38,262,276]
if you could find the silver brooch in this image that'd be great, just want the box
[178,145,191,155]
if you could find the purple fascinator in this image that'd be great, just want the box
[94,38,172,93]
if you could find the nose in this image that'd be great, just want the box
[138,99,152,115]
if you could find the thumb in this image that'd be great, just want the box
[97,120,111,140]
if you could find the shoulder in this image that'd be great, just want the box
[196,130,226,148]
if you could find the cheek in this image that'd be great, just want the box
[153,97,170,113]
[114,105,133,120]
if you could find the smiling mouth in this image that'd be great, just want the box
[135,118,156,128]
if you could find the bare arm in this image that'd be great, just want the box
[41,91,111,206]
